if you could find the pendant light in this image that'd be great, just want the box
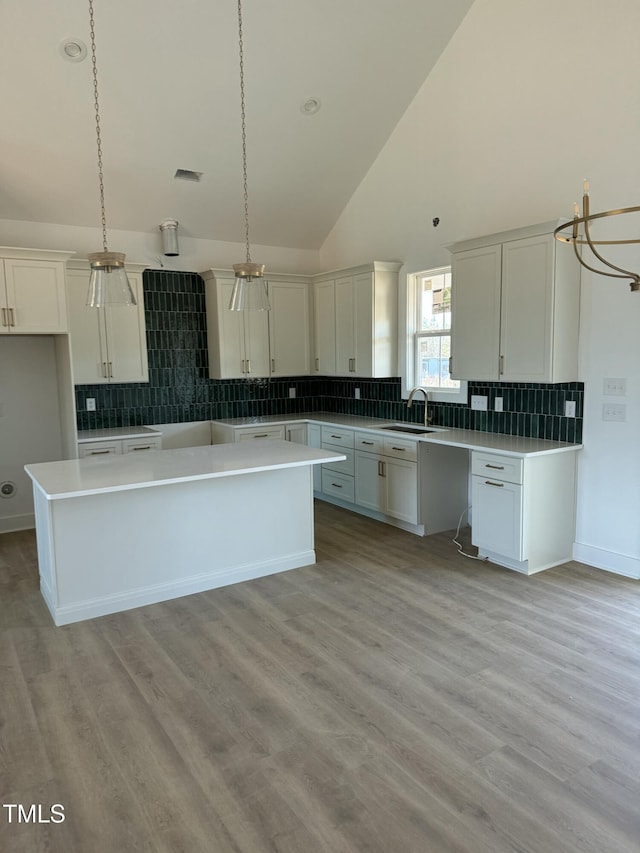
[85,0,136,308]
[229,0,270,312]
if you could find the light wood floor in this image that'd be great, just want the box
[1,501,639,853]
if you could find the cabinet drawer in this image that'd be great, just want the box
[236,426,285,441]
[321,445,354,476]
[354,431,384,454]
[472,452,523,484]
[122,437,162,453]
[320,426,354,448]
[383,436,418,462]
[321,469,355,503]
[78,441,122,458]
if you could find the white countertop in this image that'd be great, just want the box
[212,412,582,457]
[77,426,162,444]
[25,440,346,500]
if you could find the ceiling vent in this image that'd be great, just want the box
[174,169,203,182]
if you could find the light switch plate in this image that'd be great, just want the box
[288,387,296,398]
[602,403,626,422]
[603,377,626,396]
[471,395,488,411]
[354,388,361,399]
[494,397,503,412]
[86,398,96,412]
[564,400,576,417]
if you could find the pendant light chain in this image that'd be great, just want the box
[88,0,108,253]
[237,0,252,265]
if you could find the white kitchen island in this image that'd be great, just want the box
[25,440,345,626]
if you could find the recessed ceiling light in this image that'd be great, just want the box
[174,169,203,182]
[300,97,322,116]
[59,38,87,62]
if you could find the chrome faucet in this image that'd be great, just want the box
[407,387,433,427]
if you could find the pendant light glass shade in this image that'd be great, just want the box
[87,251,136,307]
[229,263,270,311]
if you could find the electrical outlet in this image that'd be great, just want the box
[564,400,576,417]
[471,395,488,411]
[86,398,96,412]
[603,377,626,396]
[288,387,296,398]
[354,387,361,400]
[494,397,503,412]
[602,403,626,422]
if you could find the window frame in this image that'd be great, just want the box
[401,265,468,404]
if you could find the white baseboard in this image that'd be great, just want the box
[44,550,316,626]
[0,513,35,534]
[573,543,640,579]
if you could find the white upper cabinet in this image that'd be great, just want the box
[203,272,270,379]
[268,280,310,376]
[449,222,580,383]
[66,262,149,384]
[312,261,401,377]
[203,270,310,379]
[0,248,72,334]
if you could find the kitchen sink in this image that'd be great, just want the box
[379,425,438,435]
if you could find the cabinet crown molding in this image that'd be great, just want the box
[0,246,75,262]
[447,220,566,255]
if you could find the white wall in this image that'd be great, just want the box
[0,336,64,532]
[320,0,640,577]
[0,218,323,277]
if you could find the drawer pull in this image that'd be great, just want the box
[253,433,269,438]
[132,445,152,451]
[485,464,505,470]
[330,434,342,439]
[331,482,342,488]
[361,440,374,446]
[89,449,112,455]
[485,480,504,487]
[391,446,406,452]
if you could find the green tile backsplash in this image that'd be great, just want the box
[75,269,583,443]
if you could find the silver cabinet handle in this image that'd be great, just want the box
[449,357,453,375]
[361,440,374,446]
[108,361,113,378]
[331,482,343,488]
[330,434,342,439]
[485,480,504,487]
[391,446,406,452]
[102,362,108,378]
[89,449,112,456]
[315,357,319,371]
[9,308,15,326]
[271,358,275,372]
[499,354,504,375]
[485,464,505,470]
[131,445,152,451]
[1,308,7,326]
[253,433,269,438]
[246,359,251,373]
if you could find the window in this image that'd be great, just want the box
[403,266,467,403]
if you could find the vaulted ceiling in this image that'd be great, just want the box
[1,0,474,250]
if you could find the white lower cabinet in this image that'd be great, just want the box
[355,435,418,525]
[78,435,161,458]
[235,426,285,442]
[321,426,355,504]
[284,423,307,444]
[471,449,578,574]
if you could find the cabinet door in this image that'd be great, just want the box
[335,276,355,374]
[355,451,385,512]
[66,268,110,383]
[269,281,310,376]
[313,280,336,374]
[500,235,554,382]
[0,263,7,335]
[243,308,270,377]
[78,441,122,458]
[285,423,307,444]
[103,272,149,383]
[353,272,374,376]
[471,475,523,560]
[384,458,418,524]
[207,278,245,378]
[450,245,502,380]
[3,258,68,333]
